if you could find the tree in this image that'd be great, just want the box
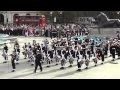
[40,11,119,23]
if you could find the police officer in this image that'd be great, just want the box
[34,50,43,73]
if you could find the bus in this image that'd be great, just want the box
[13,15,41,25]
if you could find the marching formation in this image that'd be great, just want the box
[1,32,120,73]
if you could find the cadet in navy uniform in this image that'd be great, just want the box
[22,43,28,59]
[2,43,8,63]
[45,54,50,67]
[28,42,32,50]
[74,38,78,45]
[116,41,120,59]
[93,44,100,66]
[110,42,116,61]
[34,50,43,73]
[14,41,20,64]
[41,44,45,52]
[90,39,95,57]
[46,50,53,67]
[116,31,120,40]
[48,50,54,62]
[37,43,41,50]
[57,46,62,57]
[60,49,66,69]
[68,47,74,67]
[55,48,61,65]
[33,47,37,56]
[96,44,101,64]
[100,45,105,64]
[85,45,90,69]
[81,42,86,60]
[77,51,84,71]
[10,51,17,72]
[104,40,109,58]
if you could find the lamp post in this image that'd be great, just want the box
[57,11,62,38]
[6,13,8,25]
[50,11,53,39]
[58,11,63,24]
[50,11,53,30]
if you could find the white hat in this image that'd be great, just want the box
[37,50,39,52]
[91,39,93,40]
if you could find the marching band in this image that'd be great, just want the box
[1,34,120,73]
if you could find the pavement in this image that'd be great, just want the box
[0,36,120,79]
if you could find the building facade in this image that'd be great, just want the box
[0,11,41,24]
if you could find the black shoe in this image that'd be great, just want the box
[28,60,30,62]
[16,63,19,64]
[105,57,108,58]
[46,66,50,68]
[101,62,104,65]
[69,65,72,67]
[56,64,58,65]
[85,67,88,69]
[77,69,81,71]
[31,64,34,66]
[112,59,115,61]
[24,58,27,59]
[34,71,36,73]
[60,67,64,69]
[109,55,112,57]
[94,64,97,67]
[3,61,7,63]
[11,70,15,72]
[51,60,53,62]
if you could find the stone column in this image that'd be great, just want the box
[7,12,13,24]
[10,13,14,24]
[3,13,7,24]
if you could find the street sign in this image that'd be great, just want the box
[77,17,95,26]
